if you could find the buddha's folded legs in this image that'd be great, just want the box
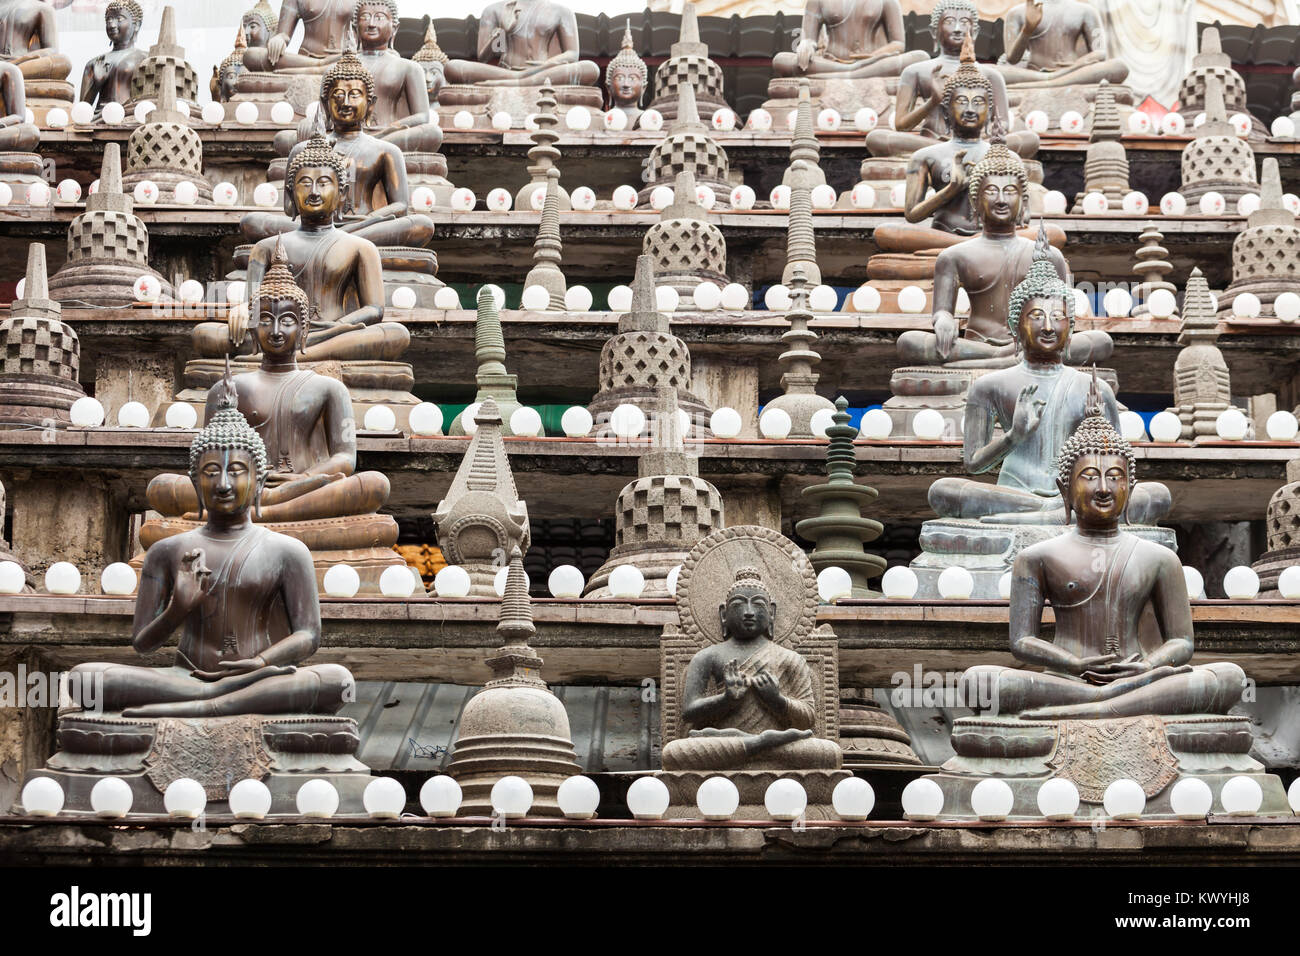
[1064,330,1113,365]
[772,50,928,78]
[662,728,839,770]
[242,49,338,74]
[929,476,1059,521]
[996,60,1129,89]
[350,213,435,248]
[74,661,294,712]
[146,471,390,521]
[302,321,410,362]
[15,52,71,80]
[0,121,40,152]
[865,128,939,157]
[379,123,443,155]
[121,663,355,718]
[874,222,969,253]
[1017,662,1245,720]
[478,61,601,87]
[240,211,297,244]
[897,330,1017,367]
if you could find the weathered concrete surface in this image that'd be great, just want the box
[6,473,128,585]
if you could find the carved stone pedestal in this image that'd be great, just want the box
[762,75,895,127]
[436,84,602,126]
[883,366,980,437]
[22,713,371,816]
[927,714,1291,819]
[0,151,46,194]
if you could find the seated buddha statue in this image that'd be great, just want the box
[81,386,355,719]
[242,0,350,74]
[0,0,71,88]
[661,566,842,772]
[213,137,409,362]
[927,261,1169,526]
[241,51,435,249]
[771,0,926,81]
[866,1,1037,159]
[996,0,1128,90]
[412,21,448,105]
[353,0,443,154]
[212,3,276,102]
[442,0,600,88]
[0,59,40,152]
[79,0,145,110]
[605,21,647,128]
[961,409,1242,721]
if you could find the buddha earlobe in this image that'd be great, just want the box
[1056,476,1072,525]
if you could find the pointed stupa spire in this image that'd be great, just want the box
[621,253,670,337]
[790,79,819,166]
[152,60,185,123]
[1200,68,1233,135]
[1090,79,1122,142]
[158,4,178,47]
[663,167,707,221]
[672,77,704,133]
[452,289,520,434]
[1249,157,1293,227]
[1178,267,1219,342]
[12,243,59,321]
[637,385,694,479]
[84,143,131,216]
[495,546,536,646]
[783,158,820,286]
[678,2,702,47]
[523,169,567,310]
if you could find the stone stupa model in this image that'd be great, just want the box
[1070,80,1128,212]
[123,61,212,204]
[126,5,198,108]
[516,83,569,211]
[1219,158,1300,322]
[645,2,726,123]
[48,143,172,307]
[522,169,567,310]
[1179,70,1257,206]
[1166,268,1236,440]
[450,287,523,436]
[642,169,727,306]
[640,80,730,208]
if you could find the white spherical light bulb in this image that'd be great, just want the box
[998,571,1013,600]
[557,775,600,819]
[491,775,533,818]
[100,562,136,595]
[21,777,64,817]
[1161,112,1185,135]
[1272,115,1297,139]
[811,183,837,209]
[1081,191,1108,215]
[696,776,740,820]
[0,561,25,594]
[200,101,225,125]
[902,777,944,820]
[1215,407,1249,441]
[1118,411,1147,442]
[177,279,205,304]
[213,182,238,205]
[564,105,591,131]
[1289,777,1300,814]
[808,284,838,312]
[608,564,645,599]
[1103,287,1133,317]
[816,566,852,603]
[1036,778,1080,820]
[1148,411,1182,442]
[853,106,878,131]
[607,284,633,311]
[364,405,397,432]
[710,107,737,131]
[228,778,272,819]
[769,184,791,210]
[1183,565,1205,599]
[815,107,841,132]
[434,565,471,598]
[409,402,443,436]
[510,406,543,437]
[132,274,160,303]
[379,564,417,598]
[163,778,207,819]
[1025,110,1048,132]
[90,777,133,818]
[693,281,722,311]
[709,406,742,439]
[603,107,627,131]
[234,101,259,125]
[323,563,361,598]
[898,284,927,314]
[763,778,808,821]
[831,777,874,820]
[1168,777,1213,819]
[610,403,646,438]
[937,566,974,600]
[612,184,638,210]
[1232,292,1262,319]
[387,286,417,312]
[1198,191,1226,216]
[70,396,105,427]
[1127,110,1152,134]
[433,286,461,310]
[547,564,584,599]
[1237,192,1261,217]
[1059,110,1084,132]
[1103,778,1145,819]
[852,285,881,313]
[101,101,125,125]
[44,561,81,595]
[650,185,673,210]
[716,283,747,311]
[561,405,593,438]
[1042,189,1067,214]
[627,776,670,819]
[521,284,551,311]
[295,778,339,818]
[70,100,94,125]
[758,407,792,439]
[655,285,679,313]
[859,408,891,439]
[266,99,295,125]
[911,408,946,440]
[452,109,474,130]
[881,565,918,599]
[419,775,462,817]
[730,184,756,209]
[666,564,682,596]
[485,187,512,212]
[55,179,80,203]
[695,184,716,210]
[1220,775,1263,815]
[133,100,155,124]
[763,284,790,311]
[1160,191,1186,216]
[363,777,406,819]
[1229,112,1251,137]
[810,406,836,438]
[971,778,1015,820]
[570,186,596,211]
[450,187,476,211]
[851,182,877,209]
[1274,292,1300,323]
[163,401,199,430]
[1146,288,1177,319]
[1277,565,1300,599]
[746,107,772,131]
[253,182,278,207]
[1223,565,1260,600]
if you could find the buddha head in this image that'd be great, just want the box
[354,0,399,53]
[1008,228,1074,360]
[189,371,269,520]
[968,135,1028,229]
[1055,376,1136,528]
[719,566,775,645]
[217,27,250,102]
[320,49,377,132]
[285,134,347,221]
[241,1,276,49]
[605,23,648,111]
[105,0,143,49]
[413,21,449,103]
[941,35,991,138]
[254,238,311,360]
[931,0,979,56]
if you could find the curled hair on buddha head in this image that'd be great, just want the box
[255,237,311,353]
[1007,222,1075,336]
[940,34,992,118]
[285,133,347,216]
[320,48,377,129]
[930,0,980,46]
[244,0,277,38]
[1055,368,1137,516]
[605,21,649,107]
[189,359,269,518]
[354,0,400,49]
[967,121,1028,225]
[726,565,772,601]
[106,0,144,29]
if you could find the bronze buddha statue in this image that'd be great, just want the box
[443,0,600,88]
[79,0,145,109]
[353,0,442,154]
[996,0,1128,90]
[771,0,926,81]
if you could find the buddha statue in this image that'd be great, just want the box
[0,0,72,106]
[243,0,352,74]
[0,58,39,152]
[146,240,406,593]
[242,0,277,51]
[997,0,1128,89]
[241,52,435,250]
[865,0,1037,159]
[213,4,277,102]
[411,21,448,104]
[922,409,1290,818]
[605,21,647,128]
[79,0,145,110]
[353,0,443,155]
[443,0,600,89]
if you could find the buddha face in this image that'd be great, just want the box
[242,14,269,48]
[289,163,341,221]
[326,77,371,130]
[356,4,396,50]
[256,296,304,359]
[976,172,1023,228]
[423,61,446,102]
[220,64,245,101]
[105,8,138,47]
[1018,294,1070,358]
[948,82,989,136]
[1064,451,1130,529]
[937,11,977,55]
[609,67,644,108]
[195,447,258,519]
[720,587,774,644]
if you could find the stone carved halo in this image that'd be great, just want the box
[676,525,817,649]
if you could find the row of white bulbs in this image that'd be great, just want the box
[452,104,886,135]
[25,769,1299,823]
[1059,187,1297,219]
[902,773,1300,822]
[49,99,299,129]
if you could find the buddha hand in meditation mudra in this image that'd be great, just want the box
[79,0,145,110]
[662,566,841,773]
[243,0,353,74]
[997,0,1128,89]
[771,0,926,80]
[443,0,600,88]
[353,0,442,154]
[865,0,1037,159]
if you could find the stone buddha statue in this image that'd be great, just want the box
[772,0,925,81]
[866,0,1037,159]
[997,0,1128,90]
[79,0,145,110]
[243,0,352,74]
[0,0,71,92]
[242,52,435,249]
[353,0,442,154]
[0,58,39,152]
[146,241,405,593]
[213,3,277,102]
[922,409,1290,817]
[443,0,600,89]
[411,21,448,104]
[605,21,647,127]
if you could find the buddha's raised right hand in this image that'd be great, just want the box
[173,548,214,612]
[1023,0,1044,32]
[1010,384,1045,440]
[723,659,748,702]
